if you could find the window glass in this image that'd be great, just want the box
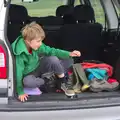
[11,0,66,17]
[113,0,120,17]
[90,0,105,27]
[114,4,120,17]
[74,0,81,6]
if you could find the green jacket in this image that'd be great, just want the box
[12,35,71,95]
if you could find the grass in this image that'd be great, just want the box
[28,8,57,16]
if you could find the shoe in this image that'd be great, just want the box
[61,82,75,96]
[73,84,81,93]
[73,88,81,93]
[41,72,57,92]
[90,78,119,92]
[81,84,90,91]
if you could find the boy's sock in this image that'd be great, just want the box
[56,76,66,89]
[58,76,66,83]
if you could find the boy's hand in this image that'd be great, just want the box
[18,94,28,102]
[70,50,81,57]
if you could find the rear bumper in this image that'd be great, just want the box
[0,105,120,120]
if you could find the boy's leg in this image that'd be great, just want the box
[59,58,74,73]
[36,56,75,96]
[23,57,73,89]
[37,56,73,75]
[23,75,45,88]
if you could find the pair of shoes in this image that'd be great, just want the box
[61,73,81,95]
[73,84,89,93]
[61,83,89,96]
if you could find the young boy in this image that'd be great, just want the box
[12,22,81,102]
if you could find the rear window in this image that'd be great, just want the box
[11,0,67,17]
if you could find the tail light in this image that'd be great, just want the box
[0,45,7,79]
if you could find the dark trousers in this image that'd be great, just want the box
[23,56,73,88]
